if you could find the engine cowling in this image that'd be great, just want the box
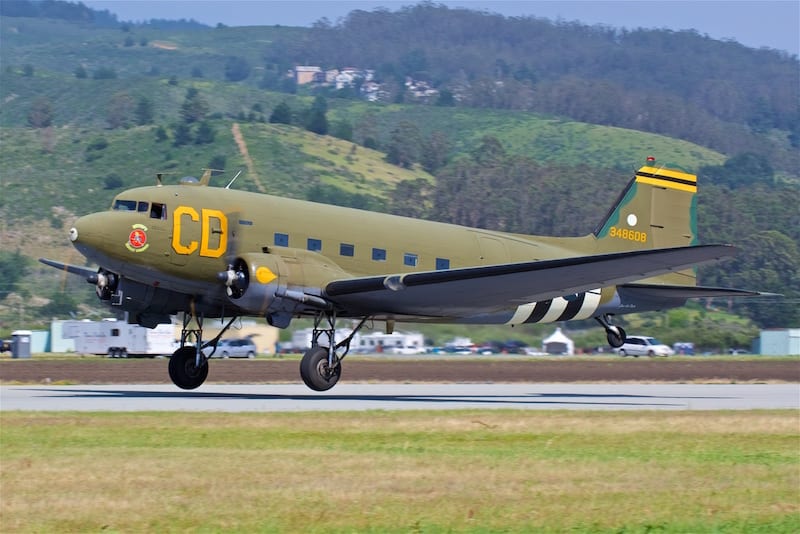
[218,252,289,316]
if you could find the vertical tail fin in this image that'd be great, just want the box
[594,161,698,283]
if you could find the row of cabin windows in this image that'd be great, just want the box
[274,232,450,270]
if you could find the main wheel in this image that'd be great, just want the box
[606,326,626,348]
[300,346,341,391]
[168,346,209,390]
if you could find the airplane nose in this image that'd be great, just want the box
[70,212,110,252]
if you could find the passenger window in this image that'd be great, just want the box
[436,258,450,270]
[274,233,289,247]
[340,243,355,257]
[403,253,418,267]
[307,238,322,252]
[113,200,137,211]
[372,248,387,262]
[150,203,166,219]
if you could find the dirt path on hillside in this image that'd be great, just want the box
[231,123,266,192]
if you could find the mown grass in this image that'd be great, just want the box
[1,411,798,533]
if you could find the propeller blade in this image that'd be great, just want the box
[39,258,97,281]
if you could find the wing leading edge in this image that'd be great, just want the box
[324,244,736,317]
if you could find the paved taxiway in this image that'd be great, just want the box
[2,383,797,412]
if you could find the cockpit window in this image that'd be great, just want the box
[113,199,137,211]
[137,201,149,213]
[150,203,167,220]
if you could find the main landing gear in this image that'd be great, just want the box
[300,312,368,391]
[595,314,626,348]
[168,312,238,390]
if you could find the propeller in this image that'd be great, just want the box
[215,209,249,298]
[39,259,118,301]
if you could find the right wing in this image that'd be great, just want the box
[324,244,736,318]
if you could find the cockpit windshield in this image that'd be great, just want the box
[112,199,167,219]
[113,199,138,211]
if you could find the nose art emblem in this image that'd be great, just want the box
[126,224,150,252]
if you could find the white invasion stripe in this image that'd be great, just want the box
[539,297,568,323]
[505,302,537,326]
[572,290,602,320]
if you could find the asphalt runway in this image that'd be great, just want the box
[1,383,797,412]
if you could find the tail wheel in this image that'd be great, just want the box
[300,346,341,391]
[168,346,209,390]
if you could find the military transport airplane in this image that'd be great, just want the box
[41,160,761,391]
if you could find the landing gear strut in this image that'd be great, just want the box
[168,311,238,390]
[300,313,368,391]
[595,314,626,348]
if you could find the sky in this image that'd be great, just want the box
[81,0,799,56]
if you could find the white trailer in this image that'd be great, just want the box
[60,320,175,357]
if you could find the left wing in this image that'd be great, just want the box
[324,245,735,317]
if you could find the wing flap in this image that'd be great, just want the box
[325,244,735,317]
[620,283,771,299]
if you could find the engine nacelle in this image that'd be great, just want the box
[220,252,289,315]
[219,250,353,327]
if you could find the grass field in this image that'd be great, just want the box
[1,411,798,533]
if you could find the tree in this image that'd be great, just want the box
[385,120,422,169]
[92,66,117,79]
[269,101,292,125]
[180,88,209,124]
[194,121,215,144]
[154,125,168,142]
[134,97,154,125]
[172,123,192,146]
[0,250,28,301]
[106,92,134,129]
[722,230,800,327]
[27,97,53,128]
[224,55,251,82]
[103,173,124,190]
[38,291,78,319]
[420,130,450,173]
[305,96,328,135]
[331,119,353,142]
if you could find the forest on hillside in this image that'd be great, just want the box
[285,3,799,171]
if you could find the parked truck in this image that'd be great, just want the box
[60,319,175,357]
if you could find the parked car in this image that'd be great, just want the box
[211,338,257,358]
[617,336,674,357]
[388,345,426,355]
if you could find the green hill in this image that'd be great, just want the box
[1,10,798,331]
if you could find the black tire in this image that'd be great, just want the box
[606,326,626,348]
[618,349,627,357]
[168,346,209,390]
[300,346,341,391]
